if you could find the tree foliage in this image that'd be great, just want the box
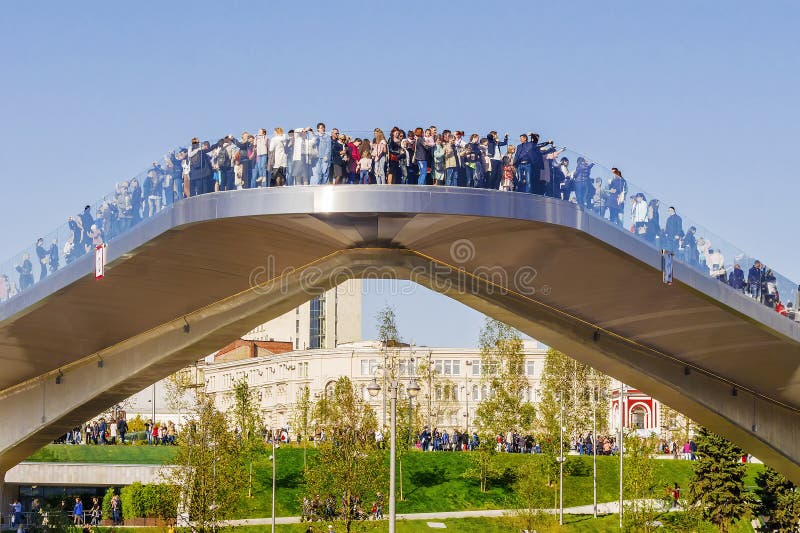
[169,394,247,531]
[537,348,610,445]
[474,319,536,439]
[623,434,660,532]
[306,376,385,532]
[688,426,754,532]
[513,457,558,533]
[754,466,800,532]
[292,385,313,467]
[462,440,501,493]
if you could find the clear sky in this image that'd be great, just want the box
[1,1,798,347]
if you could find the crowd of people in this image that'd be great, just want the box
[2,123,796,320]
[56,417,176,446]
[301,492,384,523]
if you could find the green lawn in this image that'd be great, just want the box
[80,514,758,532]
[25,444,764,523]
[26,444,178,464]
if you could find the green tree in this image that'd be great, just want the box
[306,377,385,532]
[513,457,558,533]
[754,466,800,531]
[231,378,265,498]
[101,487,115,521]
[623,433,660,532]
[292,385,313,467]
[169,394,247,531]
[538,349,610,447]
[462,440,501,493]
[688,426,754,532]
[473,319,536,439]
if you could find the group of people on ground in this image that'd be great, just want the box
[301,492,383,523]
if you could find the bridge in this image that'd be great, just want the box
[1,183,800,488]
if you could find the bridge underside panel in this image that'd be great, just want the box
[0,187,799,480]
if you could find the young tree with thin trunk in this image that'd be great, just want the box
[473,319,536,442]
[623,433,660,532]
[169,394,246,531]
[305,377,385,533]
[292,385,312,467]
[231,378,264,498]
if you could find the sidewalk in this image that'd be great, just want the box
[222,500,671,527]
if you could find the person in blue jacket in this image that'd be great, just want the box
[73,497,84,525]
[728,264,745,291]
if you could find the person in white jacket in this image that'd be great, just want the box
[705,247,726,281]
[631,193,648,235]
[269,127,287,186]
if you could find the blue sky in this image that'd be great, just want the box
[1,1,798,347]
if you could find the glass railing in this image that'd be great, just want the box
[0,131,797,323]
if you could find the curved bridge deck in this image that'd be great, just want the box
[1,186,799,481]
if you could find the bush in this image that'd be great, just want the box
[121,482,145,519]
[127,415,147,433]
[120,481,177,519]
[102,487,115,520]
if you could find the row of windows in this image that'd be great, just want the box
[360,358,536,377]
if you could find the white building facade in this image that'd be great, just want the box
[203,340,550,434]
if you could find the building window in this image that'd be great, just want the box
[435,359,462,376]
[360,359,378,376]
[472,385,479,401]
[309,294,326,349]
[471,360,481,376]
[631,405,647,429]
[526,360,535,376]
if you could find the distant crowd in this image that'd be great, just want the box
[57,418,176,446]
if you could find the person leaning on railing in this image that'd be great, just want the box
[4,123,799,325]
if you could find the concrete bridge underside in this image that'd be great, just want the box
[1,187,799,483]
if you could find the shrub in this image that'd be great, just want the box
[102,487,115,520]
[120,482,176,520]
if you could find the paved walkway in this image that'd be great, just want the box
[222,500,671,526]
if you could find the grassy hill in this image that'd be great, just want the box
[27,444,764,520]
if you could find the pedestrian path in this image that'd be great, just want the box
[221,499,673,527]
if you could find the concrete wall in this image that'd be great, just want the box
[5,462,175,486]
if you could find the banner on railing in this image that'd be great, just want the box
[95,244,106,280]
[662,250,673,285]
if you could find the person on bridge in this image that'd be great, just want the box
[35,238,49,281]
[747,260,763,299]
[706,248,726,282]
[664,206,683,253]
[311,122,331,185]
[729,264,745,291]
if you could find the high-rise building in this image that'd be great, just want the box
[241,279,362,350]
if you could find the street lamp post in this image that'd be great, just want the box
[368,376,420,533]
[619,381,625,529]
[559,391,564,526]
[271,438,276,533]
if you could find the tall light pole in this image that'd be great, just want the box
[271,438,276,533]
[559,391,564,526]
[592,383,598,519]
[368,376,420,533]
[619,381,625,529]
